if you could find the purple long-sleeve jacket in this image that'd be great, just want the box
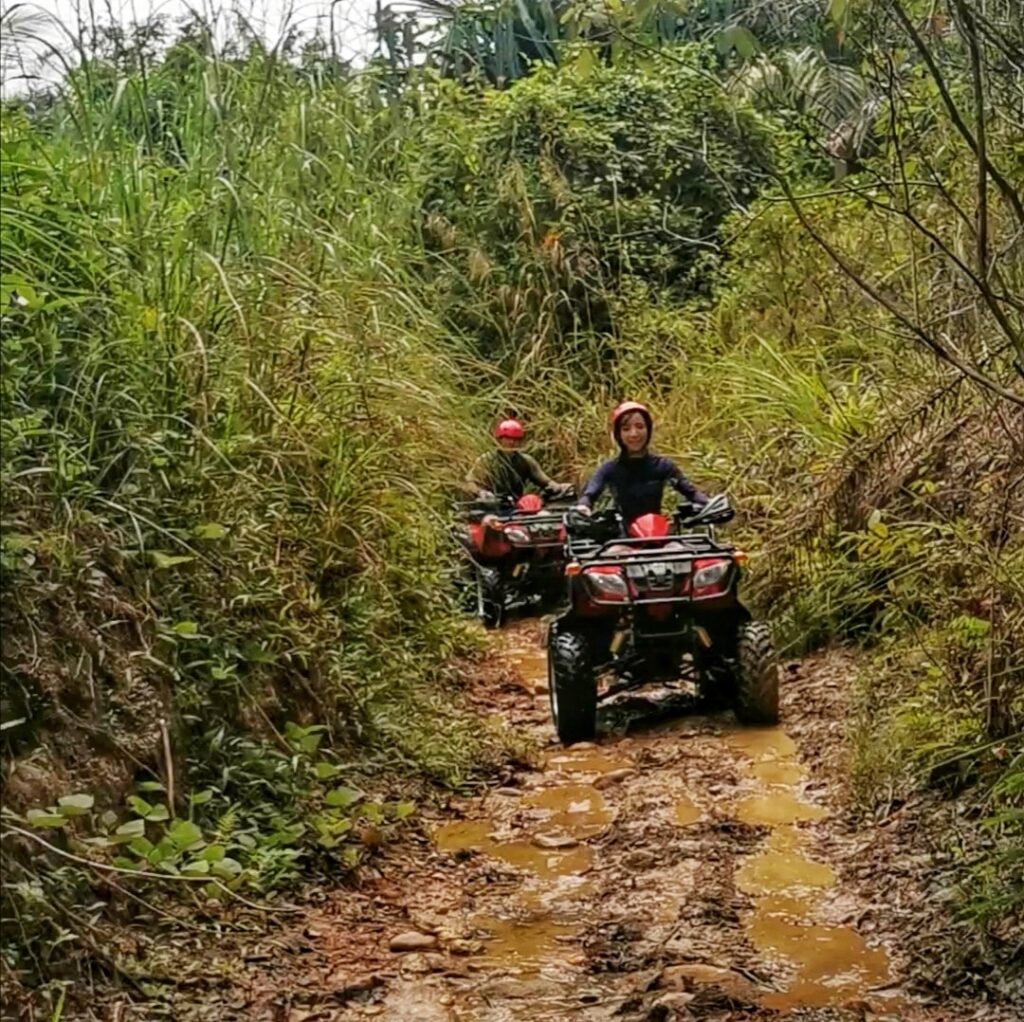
[578,454,708,524]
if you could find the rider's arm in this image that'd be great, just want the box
[467,452,495,493]
[520,453,556,490]
[577,460,613,509]
[661,458,709,505]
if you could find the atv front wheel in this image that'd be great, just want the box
[476,568,505,629]
[734,621,780,725]
[548,630,597,744]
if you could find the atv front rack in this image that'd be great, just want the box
[568,531,731,562]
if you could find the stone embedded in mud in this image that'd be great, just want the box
[480,977,564,999]
[449,938,484,955]
[399,951,435,974]
[388,931,438,952]
[657,963,760,1003]
[532,832,580,849]
[594,768,636,788]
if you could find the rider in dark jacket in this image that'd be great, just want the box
[575,402,708,524]
[468,419,573,502]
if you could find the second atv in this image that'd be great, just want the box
[546,496,778,744]
[457,490,577,628]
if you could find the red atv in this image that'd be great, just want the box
[546,496,778,744]
[458,490,577,628]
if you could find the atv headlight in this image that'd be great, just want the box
[584,569,628,598]
[692,559,730,588]
[504,526,532,544]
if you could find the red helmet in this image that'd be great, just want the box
[495,418,525,440]
[610,401,653,446]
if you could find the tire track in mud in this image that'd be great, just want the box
[345,621,930,1022]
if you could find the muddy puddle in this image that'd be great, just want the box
[728,726,900,1012]
[421,628,902,1019]
[434,819,594,878]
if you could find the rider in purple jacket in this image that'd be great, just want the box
[575,402,708,525]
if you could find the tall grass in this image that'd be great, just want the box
[1,38,517,797]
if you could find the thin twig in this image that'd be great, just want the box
[776,175,1024,406]
[160,717,176,820]
[890,0,1024,227]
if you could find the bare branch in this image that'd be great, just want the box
[890,0,1024,227]
[777,175,1024,406]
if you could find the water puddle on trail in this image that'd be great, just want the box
[467,914,578,971]
[734,792,828,827]
[727,725,899,1011]
[544,746,633,776]
[522,784,613,840]
[502,622,550,693]
[672,796,703,826]
[434,819,594,879]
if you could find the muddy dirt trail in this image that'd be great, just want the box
[197,621,1016,1022]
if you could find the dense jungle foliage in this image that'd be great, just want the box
[1,0,1021,1012]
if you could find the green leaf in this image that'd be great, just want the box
[26,809,67,829]
[211,856,242,878]
[148,839,177,865]
[128,836,155,856]
[717,25,759,59]
[189,789,214,806]
[193,523,228,540]
[828,0,849,25]
[314,762,343,781]
[200,844,226,862]
[146,803,170,822]
[172,621,200,637]
[113,819,146,843]
[150,551,194,570]
[168,820,204,849]
[732,26,759,59]
[574,47,597,81]
[57,794,95,816]
[394,802,416,820]
[182,859,210,876]
[137,781,166,793]
[325,786,361,809]
[128,796,154,818]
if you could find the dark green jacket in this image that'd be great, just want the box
[468,449,555,499]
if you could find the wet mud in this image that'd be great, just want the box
[184,621,1019,1022]
[351,622,915,1022]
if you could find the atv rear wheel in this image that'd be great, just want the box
[734,621,780,725]
[548,630,597,745]
[476,568,505,630]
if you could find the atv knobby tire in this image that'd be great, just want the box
[734,621,779,724]
[476,568,505,630]
[548,630,597,745]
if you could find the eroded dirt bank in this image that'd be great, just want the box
[140,622,1018,1022]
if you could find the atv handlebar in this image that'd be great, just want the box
[676,495,734,528]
